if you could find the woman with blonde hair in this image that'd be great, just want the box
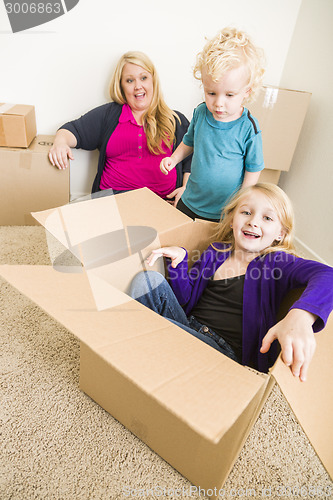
[130,183,333,380]
[49,51,191,203]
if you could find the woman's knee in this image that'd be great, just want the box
[130,271,166,299]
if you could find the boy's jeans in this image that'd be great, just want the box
[130,271,240,363]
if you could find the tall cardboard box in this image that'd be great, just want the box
[0,135,69,225]
[0,189,332,498]
[248,86,311,184]
[0,103,37,148]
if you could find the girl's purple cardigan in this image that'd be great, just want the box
[167,243,333,373]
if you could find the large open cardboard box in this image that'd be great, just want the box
[248,86,311,184]
[0,189,331,497]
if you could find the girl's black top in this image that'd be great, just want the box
[191,274,245,360]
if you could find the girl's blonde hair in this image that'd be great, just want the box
[194,27,265,104]
[109,51,180,155]
[212,183,297,256]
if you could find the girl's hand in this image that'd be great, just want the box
[160,157,176,175]
[166,186,185,207]
[146,247,186,268]
[260,309,317,382]
[49,142,74,170]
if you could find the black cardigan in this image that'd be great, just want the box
[60,102,192,193]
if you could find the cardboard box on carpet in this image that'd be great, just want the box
[0,189,332,498]
[249,86,311,184]
[0,134,69,225]
[0,103,37,148]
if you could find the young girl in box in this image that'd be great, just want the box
[130,183,333,382]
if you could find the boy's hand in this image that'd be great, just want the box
[146,247,186,268]
[260,309,317,382]
[160,157,176,175]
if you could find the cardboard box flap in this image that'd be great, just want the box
[0,263,267,444]
[115,188,191,229]
[32,188,191,249]
[32,189,193,276]
[271,314,333,477]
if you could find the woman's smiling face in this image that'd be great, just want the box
[121,63,154,115]
[232,190,285,257]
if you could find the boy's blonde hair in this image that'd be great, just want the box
[194,27,265,104]
[212,183,297,256]
[109,51,180,155]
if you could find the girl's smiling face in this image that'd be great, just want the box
[231,191,285,257]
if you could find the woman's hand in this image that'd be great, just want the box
[260,308,317,382]
[166,186,185,207]
[160,157,176,175]
[146,247,186,268]
[49,143,74,170]
[48,129,77,170]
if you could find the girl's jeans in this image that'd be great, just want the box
[130,271,240,363]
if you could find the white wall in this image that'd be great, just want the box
[1,0,301,197]
[278,0,333,265]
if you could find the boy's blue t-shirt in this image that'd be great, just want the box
[181,103,264,220]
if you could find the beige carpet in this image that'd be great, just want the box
[1,226,332,500]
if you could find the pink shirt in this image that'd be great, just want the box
[100,104,177,198]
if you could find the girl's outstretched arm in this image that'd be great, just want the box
[260,308,317,382]
[147,247,186,268]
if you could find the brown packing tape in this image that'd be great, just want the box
[0,116,8,146]
[0,103,16,114]
[19,151,32,170]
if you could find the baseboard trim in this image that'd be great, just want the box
[294,236,329,265]
[70,192,89,202]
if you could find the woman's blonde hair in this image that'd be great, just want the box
[109,51,179,155]
[194,27,265,104]
[212,183,297,256]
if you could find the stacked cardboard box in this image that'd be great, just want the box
[248,86,311,183]
[0,189,331,498]
[0,103,37,148]
[0,135,69,225]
